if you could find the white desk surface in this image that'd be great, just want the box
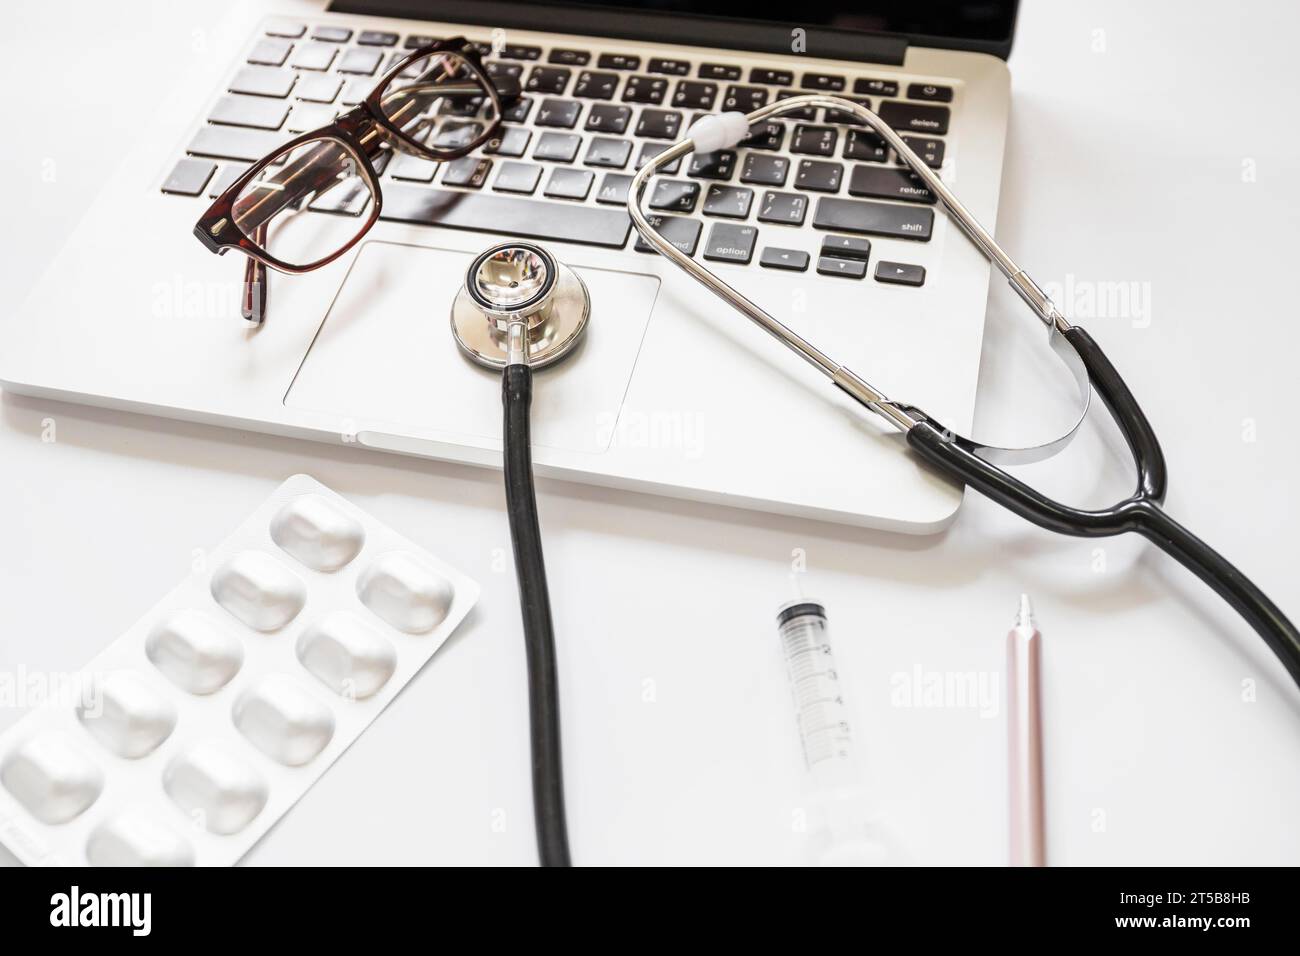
[2,0,1297,866]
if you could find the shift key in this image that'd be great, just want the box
[813,196,933,240]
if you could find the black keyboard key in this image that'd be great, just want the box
[390,152,438,183]
[527,67,572,95]
[702,184,754,218]
[585,103,632,133]
[648,57,690,76]
[817,255,868,279]
[545,167,595,200]
[823,97,872,125]
[908,83,953,103]
[209,94,290,130]
[291,42,337,71]
[794,159,842,192]
[821,235,870,259]
[499,44,542,60]
[740,153,789,186]
[311,26,351,42]
[791,125,838,156]
[699,63,741,81]
[741,121,785,151]
[812,196,934,240]
[487,61,524,81]
[898,136,945,168]
[634,214,701,255]
[534,131,582,163]
[673,81,717,110]
[598,53,640,71]
[854,77,898,97]
[635,108,682,139]
[636,141,681,173]
[774,90,816,120]
[390,153,441,183]
[493,162,543,194]
[703,223,758,264]
[266,22,305,39]
[229,66,295,98]
[879,101,950,135]
[687,150,736,180]
[248,39,292,67]
[404,35,438,49]
[535,99,582,128]
[358,30,399,46]
[584,136,633,168]
[848,165,935,204]
[286,102,337,132]
[598,52,639,70]
[623,75,668,104]
[432,120,484,150]
[294,73,342,103]
[649,179,700,212]
[749,68,793,86]
[549,48,591,66]
[801,72,845,92]
[161,158,215,196]
[484,126,532,157]
[313,178,368,213]
[875,261,926,285]
[843,129,887,162]
[760,247,809,271]
[573,70,619,99]
[596,173,633,205]
[722,85,768,112]
[207,163,248,198]
[441,156,493,188]
[340,78,374,106]
[503,97,534,123]
[337,48,384,75]
[757,190,808,226]
[187,126,287,162]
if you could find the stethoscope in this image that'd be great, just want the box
[452,94,1300,867]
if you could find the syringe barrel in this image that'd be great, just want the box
[775,601,857,790]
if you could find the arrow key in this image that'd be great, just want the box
[817,255,868,279]
[760,247,810,272]
[874,261,926,286]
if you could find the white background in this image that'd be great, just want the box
[1,0,1297,865]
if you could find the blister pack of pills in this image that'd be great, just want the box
[0,474,479,866]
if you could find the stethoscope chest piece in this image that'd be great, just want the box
[451,241,590,369]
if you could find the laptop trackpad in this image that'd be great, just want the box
[285,241,659,454]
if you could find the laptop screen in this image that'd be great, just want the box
[330,1,1021,61]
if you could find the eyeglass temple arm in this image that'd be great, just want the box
[241,224,269,324]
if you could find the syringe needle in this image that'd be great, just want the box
[1007,593,1045,867]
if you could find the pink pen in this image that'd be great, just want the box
[1007,594,1045,867]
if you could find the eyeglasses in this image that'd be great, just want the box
[194,38,517,325]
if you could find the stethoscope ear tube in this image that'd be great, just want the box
[906,330,1300,689]
[1058,326,1167,501]
[627,94,1300,694]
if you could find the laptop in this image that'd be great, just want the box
[0,1,1017,532]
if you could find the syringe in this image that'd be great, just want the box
[776,599,903,865]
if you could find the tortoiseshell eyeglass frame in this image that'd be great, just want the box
[193,37,513,324]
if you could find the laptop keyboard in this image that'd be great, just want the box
[165,20,957,286]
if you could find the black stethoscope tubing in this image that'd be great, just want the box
[630,95,1300,691]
